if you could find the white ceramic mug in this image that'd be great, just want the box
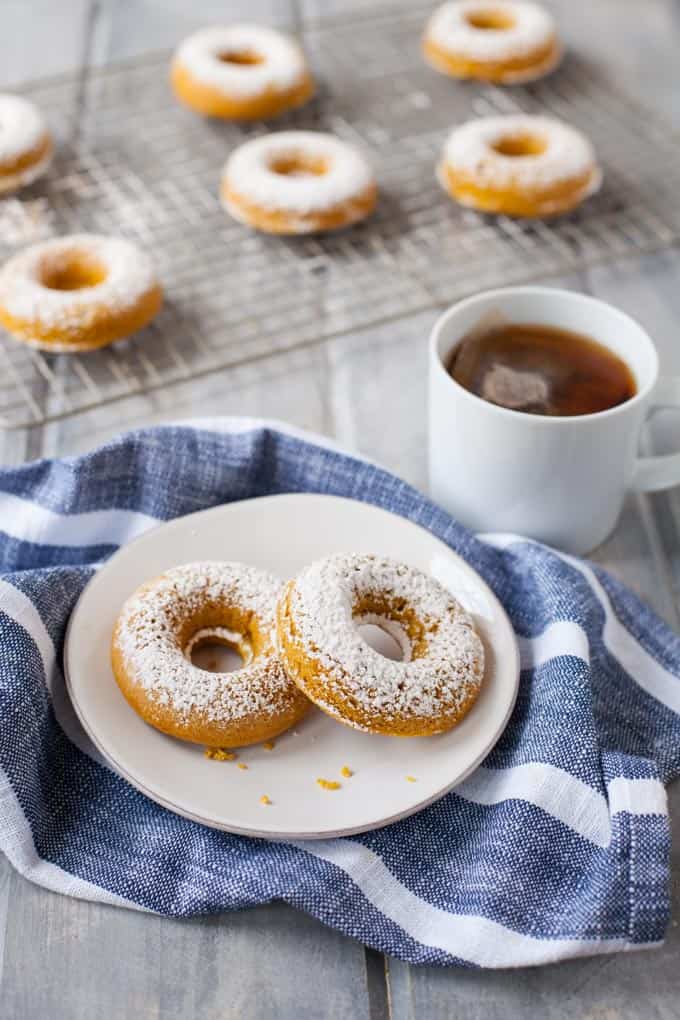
[429,286,680,554]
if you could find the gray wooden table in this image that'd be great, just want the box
[1,1,680,1017]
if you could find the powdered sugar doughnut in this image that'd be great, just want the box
[221,131,377,234]
[0,234,162,352]
[277,554,484,737]
[112,562,310,748]
[438,114,601,218]
[0,94,52,194]
[171,24,314,120]
[423,1,562,84]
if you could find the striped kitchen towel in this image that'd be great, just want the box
[0,418,678,969]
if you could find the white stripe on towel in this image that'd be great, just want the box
[0,491,157,549]
[289,838,649,968]
[518,620,590,670]
[608,776,668,818]
[457,763,611,846]
[456,765,666,848]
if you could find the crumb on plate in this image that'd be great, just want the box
[340,766,353,778]
[260,795,271,806]
[237,763,249,771]
[317,778,341,791]
[204,748,237,762]
[406,775,417,783]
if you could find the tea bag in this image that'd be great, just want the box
[456,309,551,414]
[481,362,550,411]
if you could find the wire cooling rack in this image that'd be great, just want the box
[2,5,680,428]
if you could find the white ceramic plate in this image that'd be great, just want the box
[65,493,519,839]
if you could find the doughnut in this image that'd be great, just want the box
[221,131,377,234]
[171,25,314,120]
[111,562,310,748]
[0,94,52,194]
[438,114,602,218]
[276,554,484,737]
[423,1,562,84]
[0,234,162,352]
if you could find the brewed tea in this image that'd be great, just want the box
[448,321,636,417]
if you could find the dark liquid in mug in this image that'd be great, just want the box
[448,322,637,417]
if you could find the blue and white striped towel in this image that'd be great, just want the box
[1,418,678,969]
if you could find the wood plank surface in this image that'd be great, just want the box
[0,884,373,1020]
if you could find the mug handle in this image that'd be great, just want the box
[632,377,680,492]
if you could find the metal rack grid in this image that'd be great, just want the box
[2,4,680,428]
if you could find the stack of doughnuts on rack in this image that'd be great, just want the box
[0,1,601,355]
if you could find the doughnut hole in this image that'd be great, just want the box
[353,593,431,664]
[187,629,250,673]
[181,605,266,673]
[357,623,404,662]
[38,250,108,291]
[217,49,263,66]
[269,152,329,178]
[492,133,548,157]
[465,8,516,30]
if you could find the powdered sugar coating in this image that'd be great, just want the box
[441,115,601,193]
[0,233,158,330]
[425,1,557,63]
[173,25,308,99]
[113,562,295,724]
[222,131,375,214]
[282,554,484,729]
[0,94,50,165]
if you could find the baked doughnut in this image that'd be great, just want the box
[438,114,601,218]
[221,131,377,234]
[0,94,52,194]
[423,1,562,84]
[171,25,314,120]
[277,553,484,737]
[112,562,310,748]
[0,234,162,352]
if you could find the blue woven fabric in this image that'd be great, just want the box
[0,420,679,968]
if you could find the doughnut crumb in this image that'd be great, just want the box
[237,762,249,771]
[406,775,417,783]
[204,748,237,761]
[317,778,341,791]
[340,765,353,778]
[260,795,271,806]
[262,740,276,751]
